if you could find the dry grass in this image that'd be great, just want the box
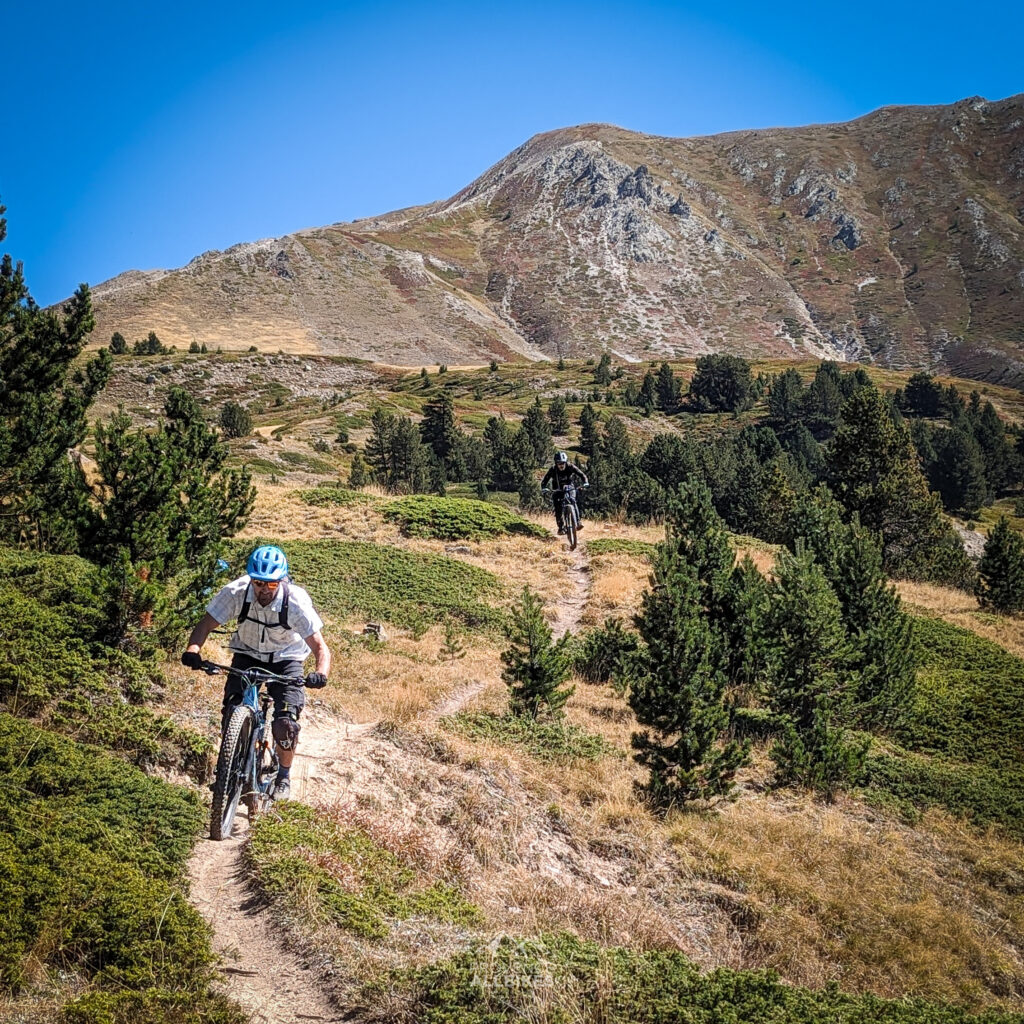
[897,580,1024,660]
[164,477,1024,1014]
[667,794,1024,1007]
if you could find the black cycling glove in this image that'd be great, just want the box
[305,672,328,689]
[181,651,203,670]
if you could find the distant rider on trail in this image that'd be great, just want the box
[541,451,589,535]
[181,544,332,801]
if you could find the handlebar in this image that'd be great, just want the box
[542,483,589,495]
[200,660,297,685]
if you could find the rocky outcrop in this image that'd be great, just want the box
[85,95,1024,378]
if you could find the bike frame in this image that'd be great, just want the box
[204,661,291,837]
[544,482,584,525]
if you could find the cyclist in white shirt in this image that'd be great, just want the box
[181,544,331,801]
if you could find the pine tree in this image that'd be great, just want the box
[421,389,465,479]
[501,587,574,718]
[972,399,1016,493]
[428,453,447,496]
[219,401,253,438]
[637,370,658,415]
[88,389,255,647]
[483,415,516,490]
[689,354,755,413]
[510,427,539,496]
[366,409,428,492]
[638,433,697,493]
[548,395,570,435]
[109,331,128,355]
[594,352,613,385]
[828,384,972,585]
[578,403,600,456]
[348,453,369,488]
[768,368,804,424]
[931,425,991,514]
[766,546,865,798]
[557,356,566,371]
[802,361,844,429]
[786,487,916,729]
[1,200,112,551]
[365,408,397,483]
[626,481,749,808]
[586,415,633,515]
[522,397,552,465]
[656,362,681,412]
[976,516,1024,614]
[903,372,944,417]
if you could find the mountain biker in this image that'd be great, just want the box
[180,544,332,801]
[541,451,589,535]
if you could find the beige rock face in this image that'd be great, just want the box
[88,94,1024,384]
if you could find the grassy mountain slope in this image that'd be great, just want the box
[86,95,1024,385]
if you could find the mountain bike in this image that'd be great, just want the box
[543,482,588,551]
[201,660,294,840]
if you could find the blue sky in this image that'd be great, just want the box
[3,0,1022,306]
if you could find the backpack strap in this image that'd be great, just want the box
[237,579,290,630]
[279,579,290,631]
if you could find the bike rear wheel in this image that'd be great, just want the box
[210,706,256,840]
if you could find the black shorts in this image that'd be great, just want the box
[222,652,305,722]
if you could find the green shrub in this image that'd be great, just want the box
[365,932,1017,1024]
[382,495,547,540]
[587,538,657,559]
[0,718,212,994]
[246,803,480,940]
[573,617,639,684]
[862,748,1024,838]
[297,486,377,507]
[857,615,1024,835]
[61,989,245,1024]
[446,711,619,763]
[234,538,504,632]
[901,616,1024,769]
[0,549,211,777]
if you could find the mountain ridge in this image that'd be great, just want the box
[86,94,1024,383]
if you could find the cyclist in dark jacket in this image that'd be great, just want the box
[541,451,589,534]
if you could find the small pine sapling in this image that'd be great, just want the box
[501,587,574,719]
[441,618,466,663]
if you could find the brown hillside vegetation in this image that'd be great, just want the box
[85,95,1024,389]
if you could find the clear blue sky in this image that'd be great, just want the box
[3,0,1022,306]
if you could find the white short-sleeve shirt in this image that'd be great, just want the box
[206,576,324,663]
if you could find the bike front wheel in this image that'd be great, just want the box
[210,705,256,840]
[566,508,578,551]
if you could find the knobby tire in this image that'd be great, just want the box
[566,507,578,551]
[210,705,255,840]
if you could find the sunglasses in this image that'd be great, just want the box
[252,579,280,590]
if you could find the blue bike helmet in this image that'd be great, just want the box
[247,545,288,582]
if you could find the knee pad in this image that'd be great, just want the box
[272,712,301,750]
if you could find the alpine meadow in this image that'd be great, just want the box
[4,88,1024,1024]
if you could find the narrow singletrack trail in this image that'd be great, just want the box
[189,827,342,1024]
[551,538,592,639]
[187,536,593,1022]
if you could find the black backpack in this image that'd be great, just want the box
[237,579,291,631]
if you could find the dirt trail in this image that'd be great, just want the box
[188,827,342,1023]
[187,540,593,1022]
[551,540,592,638]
